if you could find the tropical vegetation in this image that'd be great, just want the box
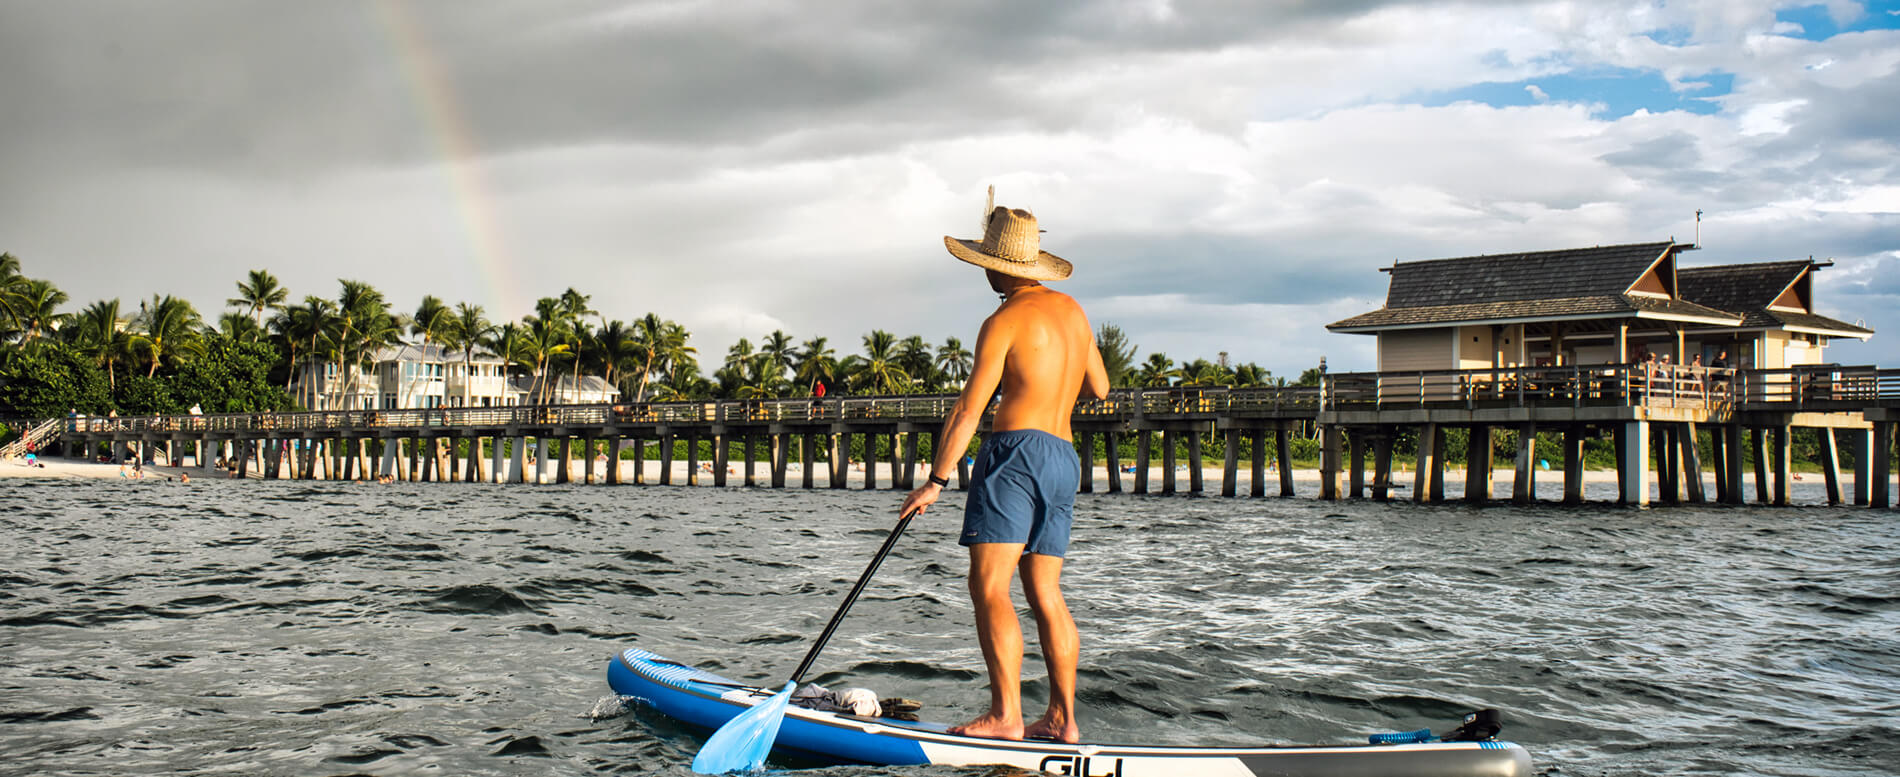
[0,252,1282,420]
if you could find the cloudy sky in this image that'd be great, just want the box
[3,0,1896,378]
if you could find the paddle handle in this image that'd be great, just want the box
[789,509,916,685]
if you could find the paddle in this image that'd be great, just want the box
[691,507,919,774]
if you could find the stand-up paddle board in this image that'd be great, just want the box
[609,647,1533,776]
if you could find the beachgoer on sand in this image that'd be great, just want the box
[899,192,1108,744]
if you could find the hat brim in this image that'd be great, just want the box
[943,236,1072,281]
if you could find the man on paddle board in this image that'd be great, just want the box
[899,197,1109,744]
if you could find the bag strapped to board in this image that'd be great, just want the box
[1368,709,1503,745]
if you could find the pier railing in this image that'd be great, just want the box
[1321,364,1734,410]
[57,366,1897,440]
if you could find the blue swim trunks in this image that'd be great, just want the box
[961,429,1080,557]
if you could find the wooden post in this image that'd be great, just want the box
[660,435,674,486]
[1466,425,1492,504]
[744,435,756,486]
[1773,425,1792,506]
[686,435,700,487]
[1818,428,1842,505]
[888,431,902,491]
[535,439,552,485]
[1320,425,1342,501]
[1723,425,1744,505]
[829,434,846,489]
[1849,428,1871,506]
[1710,425,1729,502]
[1414,423,1438,503]
[1562,426,1584,505]
[1655,425,1678,505]
[557,437,571,484]
[1082,433,1098,494]
[490,436,505,484]
[1871,422,1892,509]
[1161,430,1177,495]
[1752,429,1770,503]
[902,431,920,490]
[1249,431,1266,498]
[1220,430,1238,497]
[1682,423,1706,503]
[803,434,817,489]
[862,434,877,490]
[1512,423,1536,505]
[1135,431,1151,494]
[1348,430,1366,499]
[771,434,788,488]
[1372,433,1393,502]
[1612,424,1626,502]
[467,436,483,483]
[1279,426,1296,498]
[510,436,526,484]
[1187,431,1203,494]
[1106,431,1123,493]
[606,436,621,485]
[1621,421,1650,506]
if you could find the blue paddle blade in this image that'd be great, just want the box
[691,680,795,774]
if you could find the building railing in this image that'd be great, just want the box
[1321,364,1744,410]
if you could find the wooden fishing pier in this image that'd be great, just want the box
[50,364,1900,508]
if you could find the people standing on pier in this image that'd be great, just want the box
[899,198,1109,744]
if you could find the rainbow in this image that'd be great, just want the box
[372,0,523,317]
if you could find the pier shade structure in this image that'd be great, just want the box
[49,240,1897,508]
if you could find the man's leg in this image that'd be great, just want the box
[950,542,1027,740]
[1020,552,1079,743]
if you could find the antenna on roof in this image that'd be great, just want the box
[1694,209,1702,247]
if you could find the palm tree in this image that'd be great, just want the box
[410,295,455,347]
[935,336,973,389]
[793,336,839,394]
[216,311,265,343]
[758,330,796,385]
[1230,363,1271,387]
[272,296,337,407]
[523,297,572,405]
[1097,323,1139,387]
[896,335,934,392]
[227,269,288,328]
[130,294,205,377]
[1137,353,1176,388]
[1176,358,1233,388]
[589,319,638,400]
[0,253,27,341]
[332,280,399,409]
[70,299,132,391]
[557,288,595,403]
[443,302,494,408]
[849,330,911,395]
[482,322,537,382]
[10,278,69,345]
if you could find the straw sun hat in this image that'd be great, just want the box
[942,191,1072,281]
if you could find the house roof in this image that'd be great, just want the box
[509,375,621,396]
[373,342,506,364]
[1329,242,1742,331]
[1676,262,1873,337]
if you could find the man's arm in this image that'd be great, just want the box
[899,314,1010,516]
[1082,330,1110,400]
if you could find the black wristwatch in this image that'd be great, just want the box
[928,474,950,488]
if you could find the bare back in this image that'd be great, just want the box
[973,286,1107,441]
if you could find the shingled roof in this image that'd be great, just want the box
[1676,262,1873,337]
[1329,242,1742,331]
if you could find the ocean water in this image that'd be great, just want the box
[1,478,1896,776]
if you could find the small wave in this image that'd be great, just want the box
[0,707,99,724]
[412,584,543,615]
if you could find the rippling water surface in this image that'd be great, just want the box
[2,478,1896,776]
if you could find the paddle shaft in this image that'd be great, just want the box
[789,509,916,685]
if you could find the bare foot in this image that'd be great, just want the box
[948,714,1024,740]
[1024,712,1079,744]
